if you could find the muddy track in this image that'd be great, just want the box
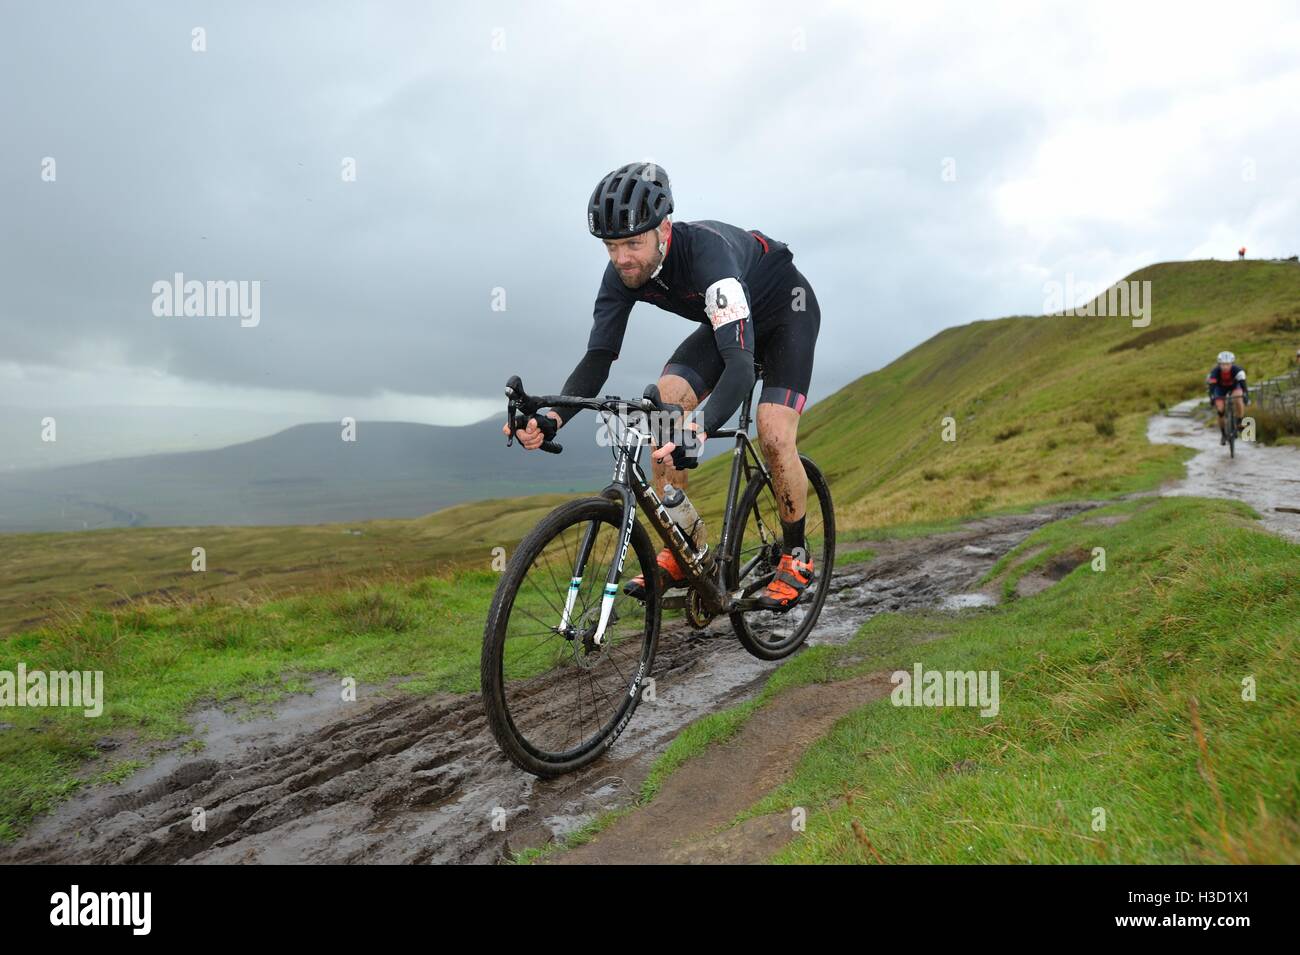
[1148,399,1300,542]
[2,501,1100,865]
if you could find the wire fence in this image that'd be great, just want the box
[1254,368,1300,416]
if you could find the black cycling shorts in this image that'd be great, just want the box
[661,268,820,413]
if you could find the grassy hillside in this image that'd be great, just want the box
[0,493,572,635]
[792,259,1300,529]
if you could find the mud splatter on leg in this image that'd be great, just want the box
[757,404,807,523]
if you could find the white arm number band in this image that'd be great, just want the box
[704,277,750,329]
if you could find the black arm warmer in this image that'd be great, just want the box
[696,340,756,435]
[552,347,616,426]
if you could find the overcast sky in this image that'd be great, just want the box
[3,0,1298,453]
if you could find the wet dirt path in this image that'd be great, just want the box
[551,670,901,864]
[1148,398,1300,542]
[0,502,1100,865]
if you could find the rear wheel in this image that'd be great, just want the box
[725,454,835,660]
[481,497,660,777]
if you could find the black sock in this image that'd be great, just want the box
[781,515,806,555]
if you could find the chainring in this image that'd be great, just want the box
[685,588,715,629]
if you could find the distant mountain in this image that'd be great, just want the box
[0,406,309,472]
[0,418,643,532]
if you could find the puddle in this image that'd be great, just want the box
[939,593,998,610]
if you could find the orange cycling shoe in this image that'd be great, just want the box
[755,552,815,611]
[623,547,687,600]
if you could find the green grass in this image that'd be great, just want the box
[722,496,1300,863]
[838,548,877,564]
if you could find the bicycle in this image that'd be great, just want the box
[480,363,835,777]
[1211,390,1247,458]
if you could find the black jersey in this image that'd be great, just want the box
[585,220,795,357]
[1206,364,1247,391]
[556,220,806,436]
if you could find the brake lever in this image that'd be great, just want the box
[508,408,564,455]
[504,375,524,448]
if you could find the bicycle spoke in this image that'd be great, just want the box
[522,559,567,623]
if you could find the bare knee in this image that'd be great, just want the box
[658,373,700,412]
[757,405,799,458]
[761,427,799,465]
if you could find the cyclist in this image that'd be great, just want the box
[1206,350,1249,444]
[504,162,821,610]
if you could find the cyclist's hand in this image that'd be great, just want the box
[653,421,706,469]
[504,411,561,450]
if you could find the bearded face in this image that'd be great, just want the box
[603,221,668,288]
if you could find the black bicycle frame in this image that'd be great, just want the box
[567,386,773,633]
[1214,393,1245,442]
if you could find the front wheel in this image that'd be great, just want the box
[726,454,835,660]
[481,497,661,777]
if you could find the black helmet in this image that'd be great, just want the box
[588,162,673,239]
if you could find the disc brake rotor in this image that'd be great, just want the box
[566,604,610,668]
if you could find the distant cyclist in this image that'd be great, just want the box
[504,162,821,610]
[1206,350,1249,445]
